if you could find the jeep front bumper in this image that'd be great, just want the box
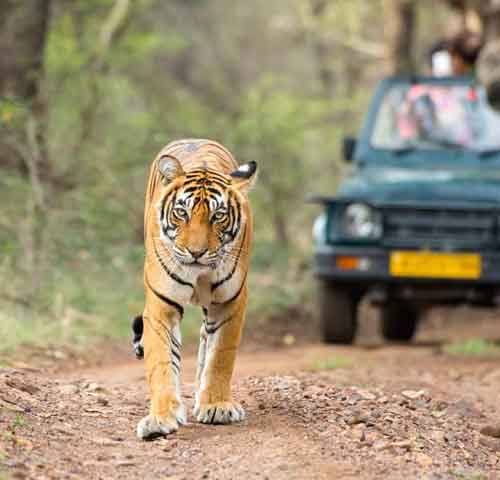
[314,244,500,303]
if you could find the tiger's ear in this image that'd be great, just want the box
[158,155,184,184]
[230,161,258,193]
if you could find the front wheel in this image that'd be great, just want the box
[380,303,419,342]
[319,281,358,344]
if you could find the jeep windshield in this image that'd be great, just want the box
[371,82,500,154]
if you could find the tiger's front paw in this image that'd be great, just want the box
[195,401,245,425]
[137,401,186,440]
[137,413,180,440]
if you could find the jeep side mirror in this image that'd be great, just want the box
[342,136,356,162]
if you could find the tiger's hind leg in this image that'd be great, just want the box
[194,286,247,425]
[137,290,186,440]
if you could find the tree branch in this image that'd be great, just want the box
[94,0,130,69]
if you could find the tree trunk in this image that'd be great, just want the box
[383,0,416,75]
[67,0,130,174]
[273,211,289,248]
[0,0,52,180]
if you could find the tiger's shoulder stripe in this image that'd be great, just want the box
[145,276,184,317]
[211,271,248,306]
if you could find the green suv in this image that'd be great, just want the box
[311,76,500,344]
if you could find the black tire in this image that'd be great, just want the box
[380,303,419,342]
[319,281,358,344]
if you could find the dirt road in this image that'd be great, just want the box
[2,331,500,480]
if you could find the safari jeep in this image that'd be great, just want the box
[310,76,500,344]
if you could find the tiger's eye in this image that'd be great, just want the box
[174,207,188,219]
[212,211,225,222]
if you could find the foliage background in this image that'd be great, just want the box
[0,0,459,351]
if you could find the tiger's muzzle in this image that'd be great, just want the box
[176,247,219,269]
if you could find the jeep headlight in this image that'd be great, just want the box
[312,213,327,244]
[341,203,382,239]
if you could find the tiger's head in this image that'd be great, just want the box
[155,155,257,269]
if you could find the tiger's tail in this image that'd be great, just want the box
[132,315,144,359]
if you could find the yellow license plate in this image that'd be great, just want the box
[390,251,481,279]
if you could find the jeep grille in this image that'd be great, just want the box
[383,207,497,249]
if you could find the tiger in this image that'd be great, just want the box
[135,138,257,440]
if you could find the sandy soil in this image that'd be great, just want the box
[2,310,500,479]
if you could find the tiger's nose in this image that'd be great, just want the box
[188,247,208,259]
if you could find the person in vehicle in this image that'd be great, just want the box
[391,83,477,148]
[372,80,500,152]
[394,32,483,148]
[448,30,483,76]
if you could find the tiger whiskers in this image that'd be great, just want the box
[220,246,249,263]
[148,238,184,279]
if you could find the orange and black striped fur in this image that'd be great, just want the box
[135,139,257,439]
